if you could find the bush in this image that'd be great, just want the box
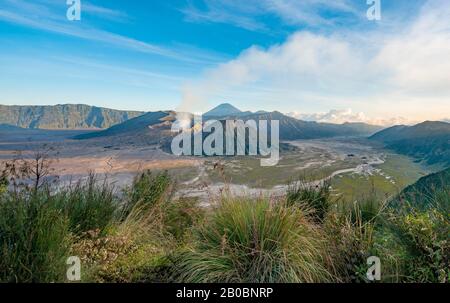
[391,208,449,282]
[52,174,117,236]
[173,197,333,283]
[286,179,331,223]
[0,170,8,195]
[122,171,172,218]
[73,199,175,282]
[324,208,376,283]
[163,197,205,240]
[1,151,448,284]
[0,191,71,282]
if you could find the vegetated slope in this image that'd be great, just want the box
[0,104,143,129]
[370,121,450,166]
[395,167,450,209]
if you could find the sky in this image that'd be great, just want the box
[0,0,449,125]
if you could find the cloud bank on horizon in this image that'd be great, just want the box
[0,0,449,125]
[179,0,450,125]
[286,109,414,127]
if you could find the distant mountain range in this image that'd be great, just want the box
[370,121,450,167]
[3,103,450,168]
[0,104,143,129]
[203,104,383,139]
[74,104,384,148]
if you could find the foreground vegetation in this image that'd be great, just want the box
[0,155,448,283]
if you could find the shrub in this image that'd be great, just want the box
[349,196,384,226]
[325,209,376,283]
[73,200,175,282]
[391,208,449,282]
[173,196,333,283]
[122,170,172,218]
[286,179,331,223]
[0,167,8,195]
[51,174,117,235]
[0,191,71,282]
[163,197,205,240]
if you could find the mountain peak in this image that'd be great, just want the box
[204,103,242,117]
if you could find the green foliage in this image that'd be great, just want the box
[370,121,450,166]
[51,174,118,235]
[0,171,8,195]
[0,191,72,282]
[173,197,333,283]
[163,197,205,240]
[325,209,376,283]
[390,207,449,282]
[286,179,331,223]
[349,195,384,226]
[72,172,181,283]
[0,152,448,284]
[122,170,172,218]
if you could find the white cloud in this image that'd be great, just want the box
[373,0,450,95]
[180,0,450,122]
[182,0,361,30]
[287,109,414,126]
[263,0,360,26]
[182,0,267,31]
[82,2,131,23]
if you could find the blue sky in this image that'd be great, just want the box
[0,0,449,124]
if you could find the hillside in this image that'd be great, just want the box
[204,104,383,138]
[394,167,450,209]
[216,111,383,139]
[370,121,450,166]
[0,104,143,129]
[203,103,251,118]
[75,105,384,148]
[74,111,173,145]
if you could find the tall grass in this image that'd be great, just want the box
[174,196,333,283]
[73,199,174,282]
[325,204,376,282]
[286,179,331,223]
[71,170,181,282]
[0,190,71,282]
[386,196,449,283]
[1,152,448,283]
[51,174,117,235]
[122,171,172,218]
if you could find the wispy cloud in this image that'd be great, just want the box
[180,0,450,122]
[82,2,131,23]
[181,0,362,31]
[0,0,223,64]
[181,0,268,31]
[263,0,361,26]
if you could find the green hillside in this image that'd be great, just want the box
[395,167,450,209]
[370,121,450,167]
